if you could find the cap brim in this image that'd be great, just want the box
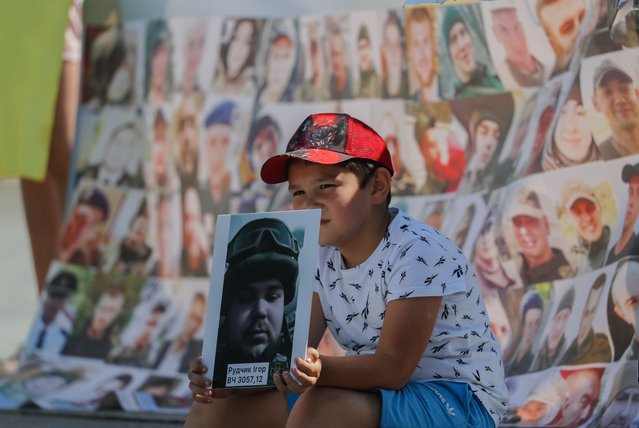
[260,149,353,184]
[508,206,545,220]
[565,193,598,211]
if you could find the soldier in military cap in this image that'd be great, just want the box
[24,270,78,353]
[507,187,574,284]
[592,59,639,159]
[561,179,611,272]
[212,217,300,388]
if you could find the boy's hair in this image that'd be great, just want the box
[341,159,392,206]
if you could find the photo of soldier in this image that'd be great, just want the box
[172,18,208,98]
[61,277,134,360]
[452,92,515,194]
[535,0,586,74]
[152,190,181,279]
[82,24,139,108]
[559,177,614,273]
[520,74,565,175]
[483,1,553,89]
[588,57,639,158]
[108,302,168,367]
[438,4,504,99]
[173,93,203,191]
[180,186,211,277]
[58,184,120,268]
[541,76,602,171]
[146,106,180,196]
[326,16,354,100]
[411,102,465,194]
[530,286,575,371]
[112,199,153,276]
[504,291,545,376]
[145,20,173,104]
[212,217,300,388]
[405,5,440,102]
[379,10,409,99]
[558,272,612,365]
[237,115,283,212]
[256,19,301,104]
[354,23,380,98]
[298,18,330,102]
[492,90,539,187]
[471,206,519,293]
[607,157,639,263]
[504,184,574,285]
[199,99,244,237]
[211,18,260,97]
[377,106,421,196]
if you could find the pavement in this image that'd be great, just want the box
[0,180,186,427]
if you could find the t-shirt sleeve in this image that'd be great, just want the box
[385,235,469,301]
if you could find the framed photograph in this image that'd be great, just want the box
[202,209,320,389]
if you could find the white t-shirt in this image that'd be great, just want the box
[314,208,508,425]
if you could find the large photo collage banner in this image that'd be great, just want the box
[2,0,639,425]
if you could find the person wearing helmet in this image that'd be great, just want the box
[212,217,300,388]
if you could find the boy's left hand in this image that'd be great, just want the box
[273,347,321,394]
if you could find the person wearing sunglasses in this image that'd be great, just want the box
[212,217,299,388]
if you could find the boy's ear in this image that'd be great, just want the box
[370,168,392,204]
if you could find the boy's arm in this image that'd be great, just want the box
[314,295,442,390]
[307,293,327,349]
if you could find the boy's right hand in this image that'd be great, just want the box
[188,356,233,403]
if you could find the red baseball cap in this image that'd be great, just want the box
[260,113,394,184]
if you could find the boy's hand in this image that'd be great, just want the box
[273,347,322,394]
[187,356,233,403]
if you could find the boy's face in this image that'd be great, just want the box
[287,159,373,248]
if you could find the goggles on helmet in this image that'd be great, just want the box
[227,218,299,263]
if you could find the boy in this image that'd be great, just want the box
[186,113,507,427]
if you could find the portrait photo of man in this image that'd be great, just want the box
[608,160,639,263]
[154,290,206,373]
[62,283,128,360]
[506,186,574,285]
[439,5,504,98]
[558,273,612,365]
[413,103,466,195]
[560,178,612,272]
[58,186,113,268]
[485,3,549,88]
[405,6,440,102]
[531,286,575,371]
[590,58,639,159]
[326,17,354,100]
[212,217,300,388]
[505,291,545,376]
[355,23,379,98]
[453,93,515,194]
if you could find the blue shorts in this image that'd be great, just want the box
[287,380,494,428]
